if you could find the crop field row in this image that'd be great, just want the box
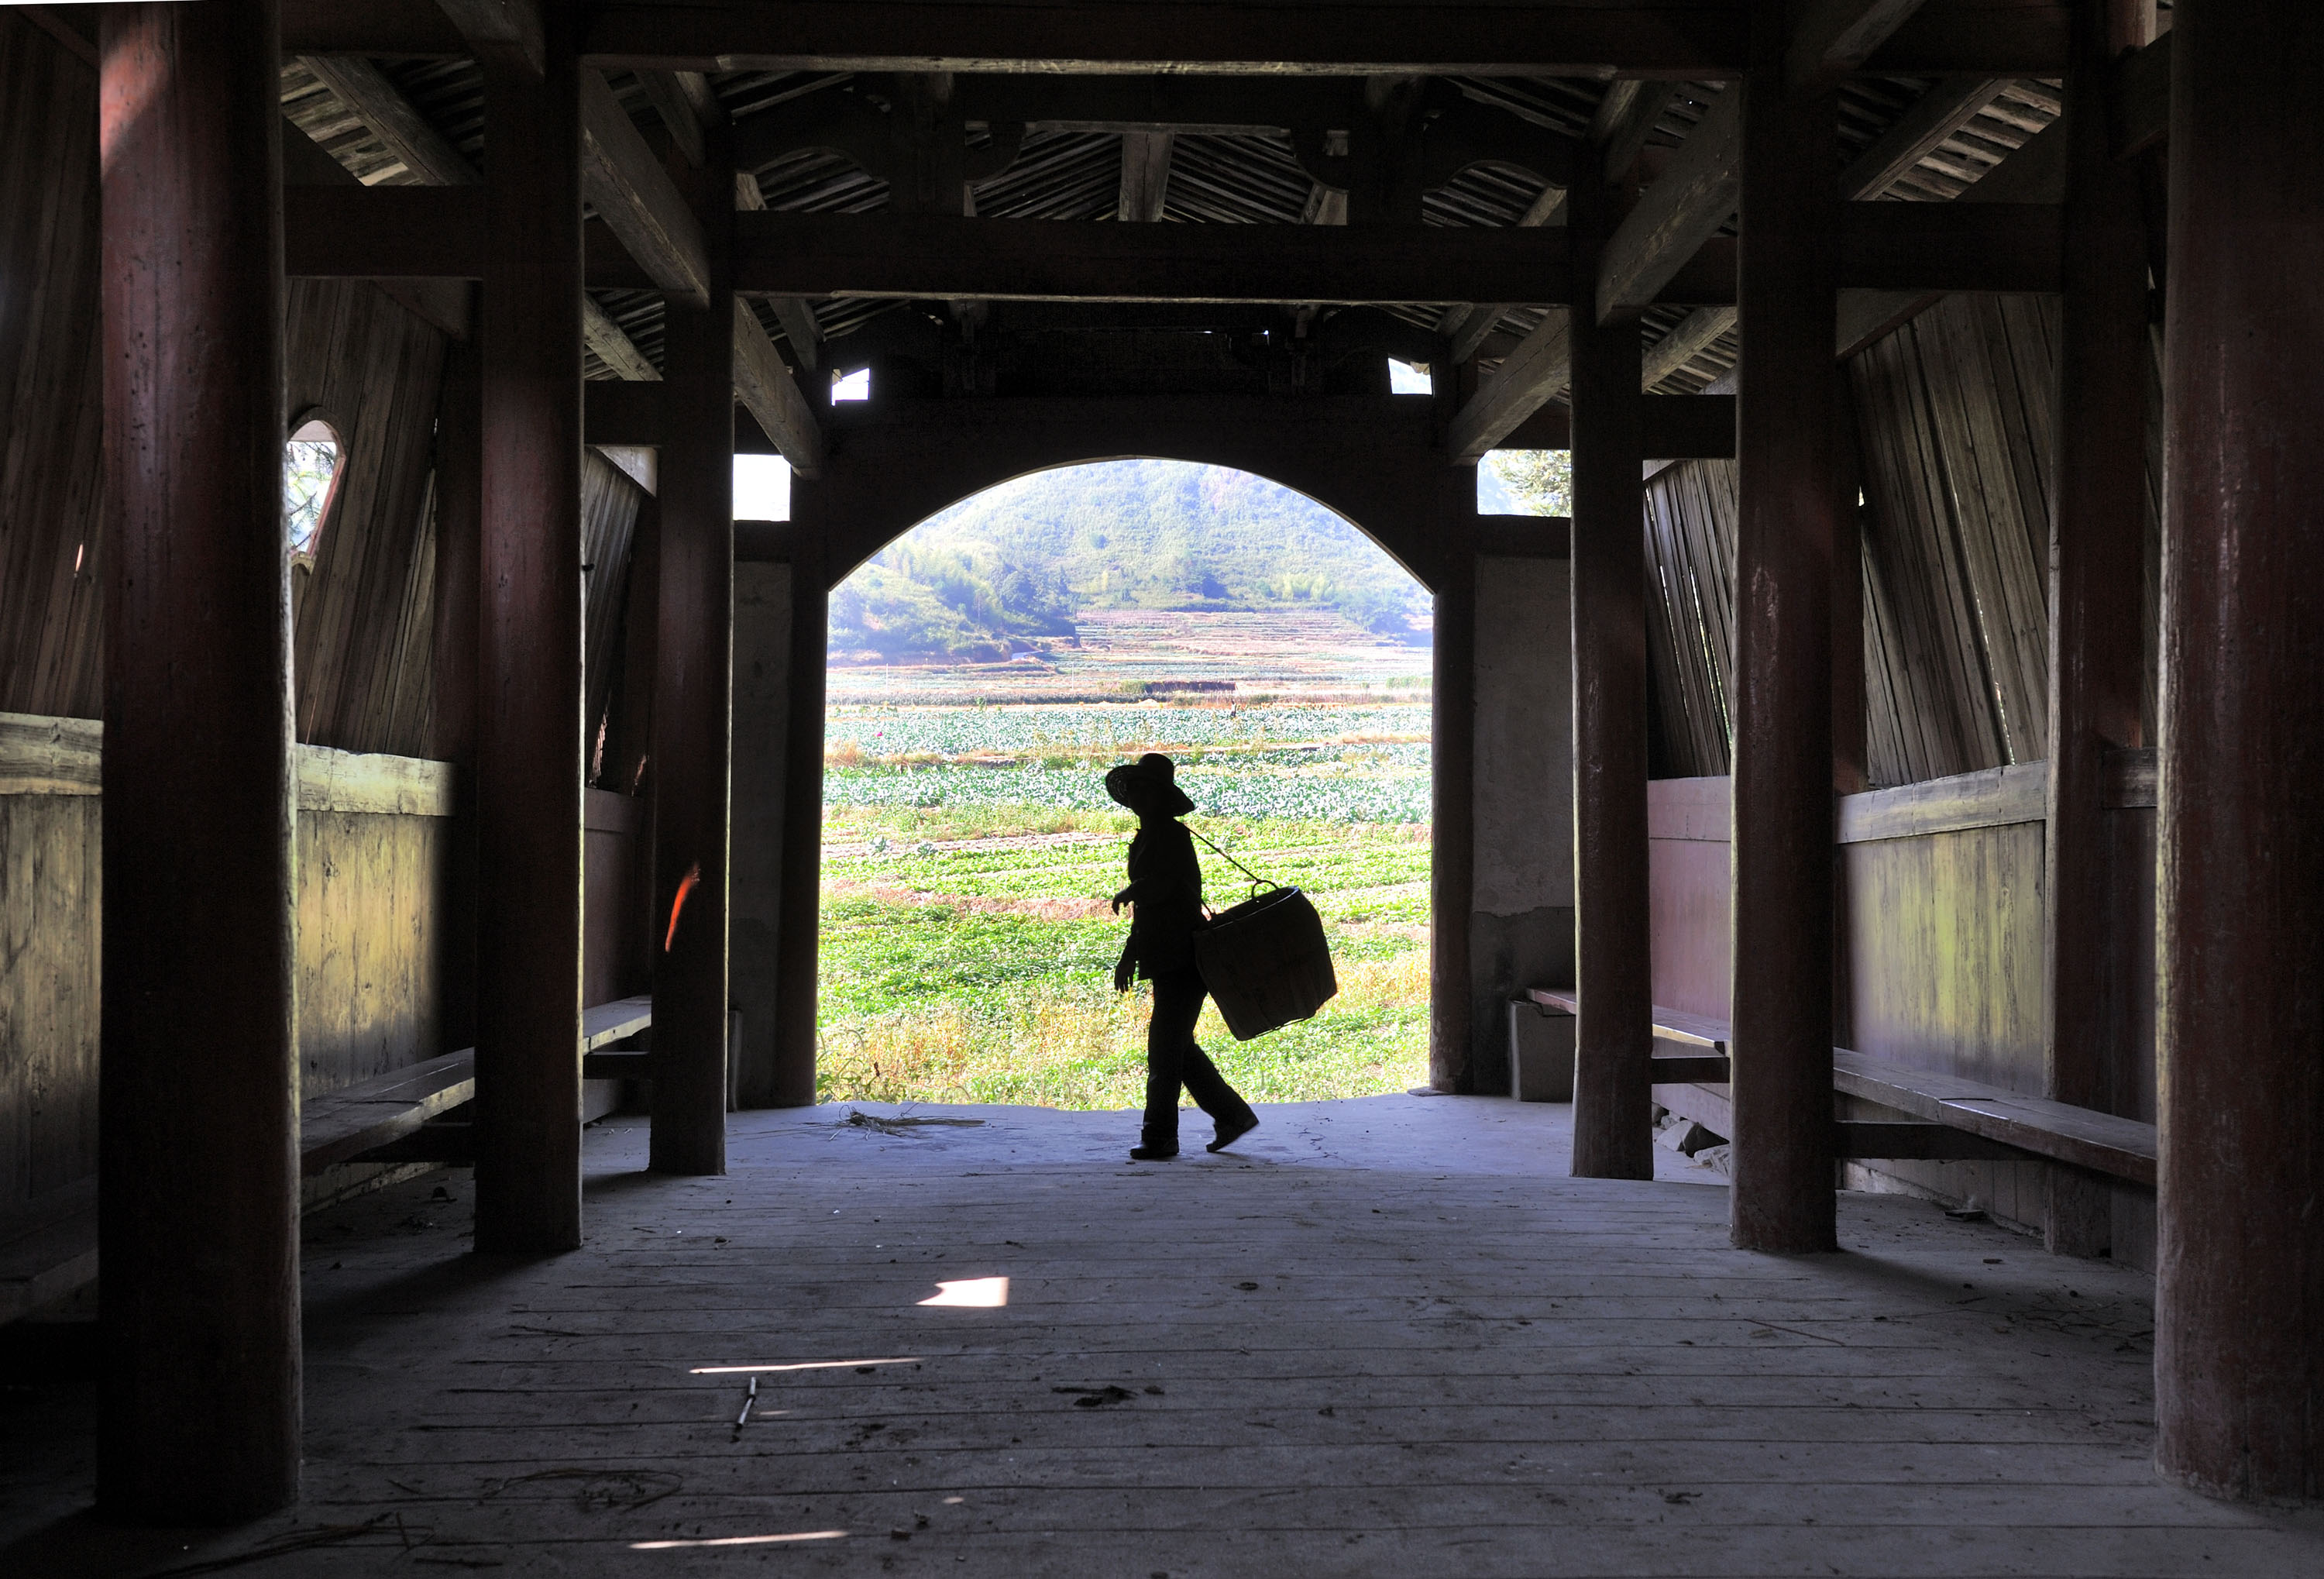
[827,700,1432,762]
[830,608,1432,704]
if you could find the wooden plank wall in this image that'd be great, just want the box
[0,722,461,1216]
[584,786,651,1006]
[287,280,452,755]
[0,15,103,722]
[1642,294,2161,788]
[1640,462,1738,779]
[1645,763,2161,1258]
[1645,776,1732,1022]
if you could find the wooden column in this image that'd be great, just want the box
[96,0,299,1521]
[1728,16,1840,1254]
[1568,170,1654,1178]
[649,136,736,1173]
[2042,0,2154,1259]
[473,19,586,1252]
[2155,0,2324,1504]
[1428,496,1478,1091]
[431,326,484,1053]
[769,495,829,1107]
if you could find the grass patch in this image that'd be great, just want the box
[816,810,1431,1108]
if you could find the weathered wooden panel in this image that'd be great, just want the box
[583,786,650,1007]
[0,795,101,1209]
[1841,820,2047,1094]
[1646,776,1731,1022]
[0,731,462,1213]
[297,810,447,1099]
[581,452,648,777]
[1845,294,2061,786]
[0,16,104,721]
[1640,459,1737,778]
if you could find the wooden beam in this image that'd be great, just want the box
[1728,15,1840,1257]
[1642,305,1734,390]
[578,2,2071,77]
[1786,0,1934,88]
[2040,0,2152,1264]
[635,67,713,166]
[1448,309,1569,463]
[434,0,541,74]
[96,0,300,1523]
[1566,163,1654,1182]
[1446,181,1567,364]
[2153,0,2324,1504]
[1428,493,1479,1090]
[297,53,478,184]
[648,137,736,1177]
[586,5,1755,76]
[1117,129,1174,222]
[1838,74,2007,198]
[431,334,483,1055]
[583,296,659,380]
[1840,201,2061,292]
[1596,85,1741,324]
[283,184,485,276]
[733,307,827,479]
[769,494,829,1107]
[279,121,473,338]
[734,172,822,371]
[1600,82,1678,182]
[281,187,2052,303]
[473,13,585,1254]
[731,210,1574,304]
[2111,28,2168,160]
[1860,2,2068,75]
[579,66,710,305]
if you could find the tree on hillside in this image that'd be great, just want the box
[1483,449,1573,516]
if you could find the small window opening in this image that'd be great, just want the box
[734,454,792,521]
[1387,358,1433,395]
[831,366,871,403]
[284,415,344,562]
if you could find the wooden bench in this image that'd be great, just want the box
[1526,989,2158,1184]
[1,996,654,1324]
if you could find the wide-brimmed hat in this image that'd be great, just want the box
[1105,752,1195,817]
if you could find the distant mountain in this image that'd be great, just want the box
[830,459,1427,662]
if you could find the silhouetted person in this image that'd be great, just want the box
[1107,753,1260,1161]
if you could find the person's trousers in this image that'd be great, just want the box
[1143,968,1255,1151]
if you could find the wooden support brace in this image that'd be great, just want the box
[579,65,710,305]
[733,305,827,478]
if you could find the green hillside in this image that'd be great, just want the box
[829,459,1427,661]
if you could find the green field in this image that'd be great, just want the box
[815,613,1434,1111]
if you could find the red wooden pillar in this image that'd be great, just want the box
[1568,174,1655,1178]
[96,0,299,1522]
[651,136,736,1173]
[1428,496,1478,1091]
[473,17,586,1251]
[1728,15,1840,1254]
[2155,0,2324,1503]
[2044,0,2154,1258]
[769,492,828,1107]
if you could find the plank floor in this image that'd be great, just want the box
[5,1094,2322,1576]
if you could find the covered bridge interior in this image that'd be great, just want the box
[2,0,2322,1570]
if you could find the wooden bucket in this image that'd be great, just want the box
[1193,886,1339,1041]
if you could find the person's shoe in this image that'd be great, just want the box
[1129,1144,1177,1161]
[1207,1114,1259,1153]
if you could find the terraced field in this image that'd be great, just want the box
[816,611,1435,1112]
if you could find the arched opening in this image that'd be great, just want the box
[282,410,344,566]
[813,459,1435,1114]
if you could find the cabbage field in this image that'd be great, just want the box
[816,611,1435,1112]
